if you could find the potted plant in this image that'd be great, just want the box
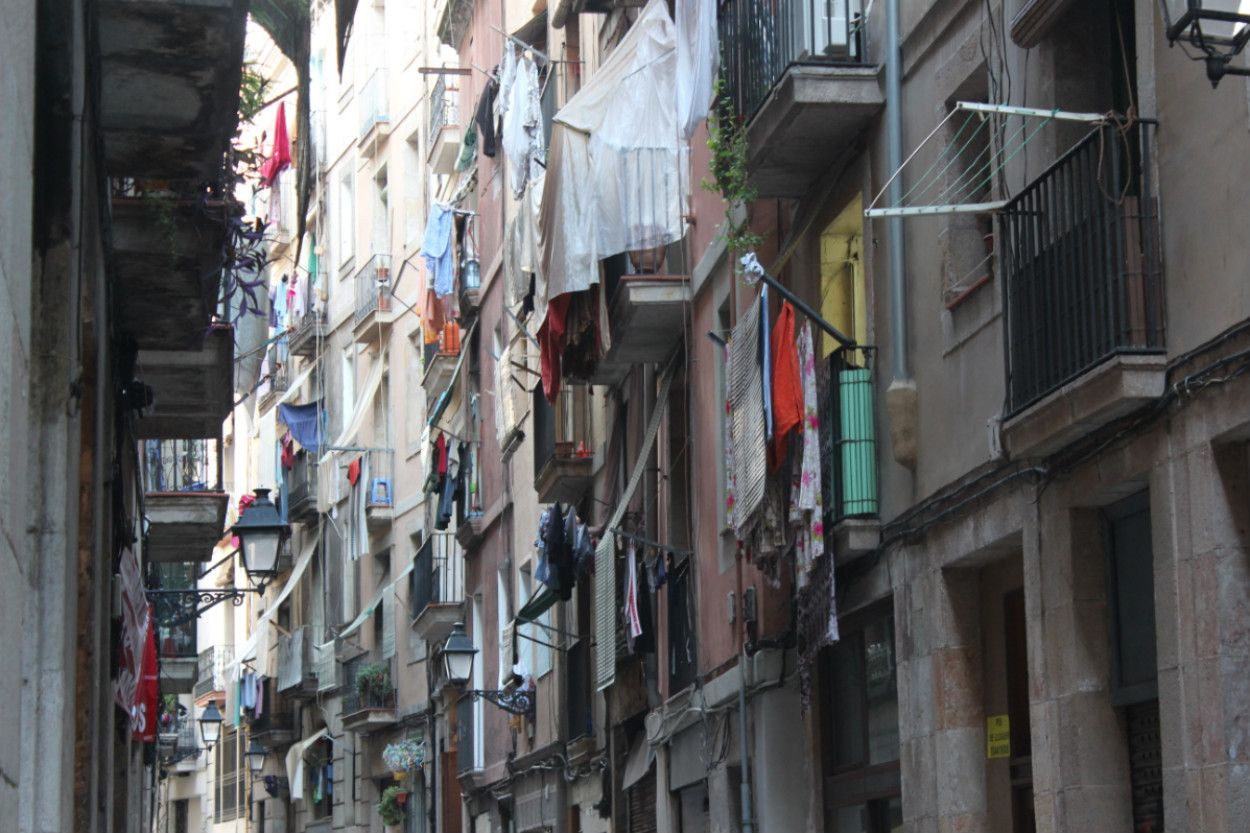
[382,738,425,780]
[355,662,393,704]
[378,784,407,828]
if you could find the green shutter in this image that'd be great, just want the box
[839,368,878,516]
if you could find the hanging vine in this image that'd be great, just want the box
[703,76,763,272]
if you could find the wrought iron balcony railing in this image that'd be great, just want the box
[428,74,459,148]
[410,531,465,619]
[720,0,866,122]
[354,253,394,325]
[143,438,222,492]
[1002,120,1163,416]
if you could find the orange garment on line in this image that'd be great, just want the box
[769,300,803,471]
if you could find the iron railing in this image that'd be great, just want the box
[354,253,394,324]
[143,438,221,492]
[428,74,459,148]
[193,644,234,699]
[532,385,593,481]
[720,0,866,122]
[342,655,396,714]
[1002,120,1163,416]
[410,532,465,619]
[359,70,390,140]
[158,619,197,658]
[286,448,319,519]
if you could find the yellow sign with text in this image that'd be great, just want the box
[986,714,1011,759]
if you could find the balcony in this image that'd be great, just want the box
[98,0,247,181]
[428,75,462,175]
[598,273,691,373]
[277,625,319,698]
[258,336,291,414]
[353,254,396,344]
[110,196,231,352]
[157,713,201,770]
[533,385,594,504]
[289,308,328,358]
[248,681,296,746]
[823,349,880,561]
[341,656,397,733]
[194,644,234,702]
[133,322,234,440]
[158,616,198,694]
[720,0,881,197]
[358,69,391,150]
[1001,121,1165,457]
[286,449,320,523]
[142,438,229,563]
[422,323,462,398]
[364,449,396,530]
[410,531,465,644]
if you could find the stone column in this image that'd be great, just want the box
[1024,502,1132,833]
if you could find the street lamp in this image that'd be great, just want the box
[245,738,268,774]
[199,701,223,751]
[232,488,288,583]
[1160,1,1250,86]
[441,622,478,685]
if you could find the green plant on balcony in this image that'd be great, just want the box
[354,662,393,701]
[378,785,408,826]
[704,76,763,274]
[382,738,426,773]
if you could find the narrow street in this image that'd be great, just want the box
[4,1,1250,832]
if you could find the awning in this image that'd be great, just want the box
[228,533,319,677]
[278,358,318,405]
[337,559,416,639]
[334,0,358,74]
[286,727,329,801]
[621,734,656,790]
[515,585,558,624]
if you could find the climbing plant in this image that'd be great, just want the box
[703,76,763,273]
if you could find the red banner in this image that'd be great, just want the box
[131,604,159,742]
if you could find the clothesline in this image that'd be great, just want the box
[491,24,552,65]
[610,527,692,558]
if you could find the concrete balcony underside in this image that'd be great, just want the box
[144,491,229,563]
[423,351,459,397]
[289,316,328,358]
[599,276,691,374]
[535,456,593,505]
[111,198,228,352]
[745,64,883,198]
[1003,353,1167,458]
[411,601,463,644]
[98,0,248,180]
[430,126,461,175]
[134,325,234,439]
[341,707,398,734]
[161,656,198,694]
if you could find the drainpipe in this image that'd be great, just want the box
[738,646,755,833]
[884,0,918,468]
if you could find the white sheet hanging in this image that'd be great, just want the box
[537,0,689,332]
[676,0,719,139]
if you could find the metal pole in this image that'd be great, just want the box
[738,648,755,833]
[886,0,908,381]
[750,266,856,348]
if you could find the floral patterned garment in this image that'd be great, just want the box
[792,322,824,576]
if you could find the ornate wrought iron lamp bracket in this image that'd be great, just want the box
[466,688,536,717]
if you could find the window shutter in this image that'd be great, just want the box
[381,589,396,659]
[499,621,515,687]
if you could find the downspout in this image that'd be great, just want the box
[738,646,755,833]
[884,0,918,467]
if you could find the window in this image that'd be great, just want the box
[308,737,333,819]
[517,565,552,678]
[341,348,356,431]
[818,604,900,833]
[337,168,355,268]
[941,68,995,310]
[214,728,243,822]
[819,194,867,359]
[1103,491,1158,704]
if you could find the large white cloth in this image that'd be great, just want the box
[675,0,719,138]
[501,51,544,198]
[537,0,689,332]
